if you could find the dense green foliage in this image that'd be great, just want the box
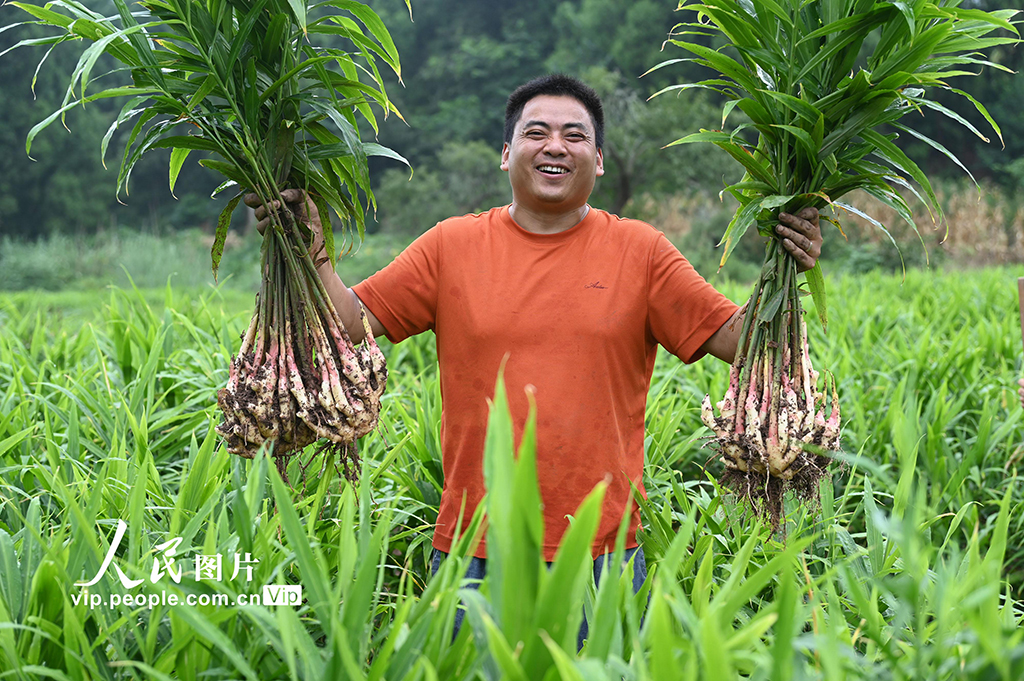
[0,269,1021,678]
[3,0,413,273]
[0,1,235,237]
[665,0,1017,502]
[1,0,1019,241]
[659,0,1018,269]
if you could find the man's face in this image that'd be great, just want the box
[501,95,604,214]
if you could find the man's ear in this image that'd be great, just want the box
[500,143,510,172]
[595,148,605,177]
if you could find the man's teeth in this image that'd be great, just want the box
[538,166,568,174]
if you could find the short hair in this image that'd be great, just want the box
[504,74,605,150]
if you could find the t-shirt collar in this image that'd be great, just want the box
[499,204,597,243]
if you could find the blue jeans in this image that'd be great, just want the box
[430,545,648,651]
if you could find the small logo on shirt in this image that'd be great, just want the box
[584,281,607,290]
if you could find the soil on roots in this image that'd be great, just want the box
[720,453,830,531]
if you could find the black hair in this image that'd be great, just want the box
[504,74,604,150]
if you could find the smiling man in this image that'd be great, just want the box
[500,92,605,233]
[247,74,822,647]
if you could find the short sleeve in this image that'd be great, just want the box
[647,233,740,363]
[351,224,442,343]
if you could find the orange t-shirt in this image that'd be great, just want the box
[352,206,738,560]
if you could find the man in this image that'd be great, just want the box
[247,75,822,646]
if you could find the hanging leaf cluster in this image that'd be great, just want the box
[5,0,411,274]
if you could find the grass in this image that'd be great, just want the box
[0,267,1022,679]
[0,228,417,293]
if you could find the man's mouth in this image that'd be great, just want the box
[537,165,569,175]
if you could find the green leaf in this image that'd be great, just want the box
[307,99,369,188]
[211,193,242,280]
[834,200,907,273]
[0,425,35,458]
[318,1,402,74]
[818,95,897,160]
[718,196,768,268]
[761,194,797,211]
[0,33,65,60]
[0,530,22,622]
[902,93,990,144]
[772,124,817,158]
[341,505,390,660]
[268,456,335,630]
[226,0,270,68]
[287,0,309,35]
[668,130,777,189]
[100,96,149,169]
[9,3,74,28]
[168,146,191,196]
[152,135,223,153]
[198,158,252,188]
[894,123,978,192]
[758,89,821,125]
[363,142,411,169]
[305,143,356,161]
[667,40,762,94]
[260,55,338,104]
[110,0,165,86]
[117,117,176,195]
[941,6,1019,34]
[68,21,152,98]
[948,87,1004,148]
[648,80,733,100]
[27,87,159,158]
[167,604,260,681]
[184,74,218,113]
[757,286,786,323]
[859,128,940,221]
[310,192,336,266]
[531,481,606,655]
[803,262,827,332]
[538,631,588,681]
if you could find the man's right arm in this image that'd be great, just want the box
[315,257,386,345]
[245,189,386,345]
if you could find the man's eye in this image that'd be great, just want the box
[526,130,545,137]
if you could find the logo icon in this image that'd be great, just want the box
[263,584,302,606]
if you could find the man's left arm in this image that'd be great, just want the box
[700,208,823,363]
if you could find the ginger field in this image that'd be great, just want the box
[0,267,1022,680]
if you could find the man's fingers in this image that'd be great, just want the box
[779,211,816,236]
[776,225,813,253]
[781,237,814,271]
[777,207,823,264]
[253,199,285,222]
[244,190,304,212]
[795,206,819,224]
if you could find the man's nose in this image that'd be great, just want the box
[543,134,567,155]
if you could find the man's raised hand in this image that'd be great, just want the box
[243,188,326,263]
[776,207,822,272]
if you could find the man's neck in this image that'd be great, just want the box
[508,203,591,235]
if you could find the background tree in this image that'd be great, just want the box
[0,0,1020,245]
